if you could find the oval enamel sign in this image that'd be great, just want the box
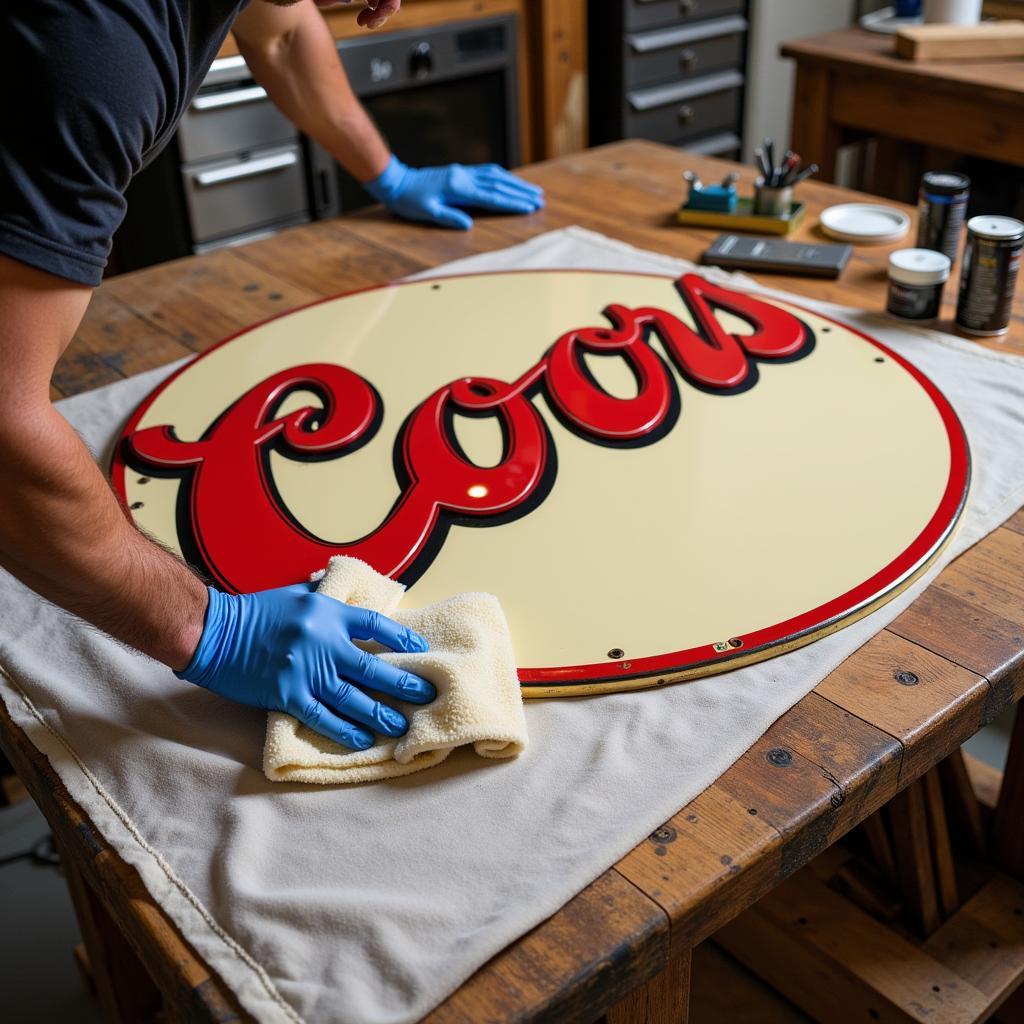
[112,271,969,696]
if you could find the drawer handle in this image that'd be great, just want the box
[194,151,298,187]
[678,105,696,124]
[191,85,268,112]
[679,48,698,71]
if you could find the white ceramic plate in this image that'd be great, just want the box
[859,7,923,35]
[820,203,911,244]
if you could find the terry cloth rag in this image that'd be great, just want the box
[263,556,527,784]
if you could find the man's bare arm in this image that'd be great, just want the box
[232,2,392,184]
[0,254,208,669]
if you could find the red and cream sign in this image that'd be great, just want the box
[112,271,968,696]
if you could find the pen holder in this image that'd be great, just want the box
[753,180,793,217]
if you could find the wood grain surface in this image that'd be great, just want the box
[783,27,1024,174]
[4,140,1024,1023]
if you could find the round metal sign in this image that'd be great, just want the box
[112,271,969,696]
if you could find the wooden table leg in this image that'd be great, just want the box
[606,948,691,1024]
[993,703,1024,882]
[60,848,162,1024]
[889,779,941,936]
[788,65,843,183]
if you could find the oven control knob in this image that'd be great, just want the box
[409,42,433,79]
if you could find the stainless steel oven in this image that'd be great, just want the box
[113,15,521,272]
[332,15,520,212]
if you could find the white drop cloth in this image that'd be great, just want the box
[2,228,1024,1024]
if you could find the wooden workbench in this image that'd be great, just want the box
[781,26,1024,184]
[5,139,1024,1023]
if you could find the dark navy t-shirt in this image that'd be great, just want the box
[1,0,246,286]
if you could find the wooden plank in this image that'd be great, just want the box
[814,631,988,786]
[788,65,842,182]
[530,0,588,157]
[890,780,942,937]
[102,248,320,353]
[615,783,785,957]
[422,870,669,1024]
[339,207,519,268]
[615,695,900,957]
[716,870,990,1024]
[863,811,898,886]
[780,28,1024,111]
[689,943,812,1024]
[895,528,1024,715]
[229,217,426,299]
[895,22,1024,62]
[922,873,1024,1016]
[993,705,1024,882]
[54,290,195,398]
[61,856,162,1024]
[830,73,1024,170]
[888,585,1024,720]
[606,948,690,1024]
[923,768,960,920]
[939,750,987,857]
[964,751,1003,812]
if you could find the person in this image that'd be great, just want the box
[0,0,544,751]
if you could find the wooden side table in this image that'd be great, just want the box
[781,27,1024,184]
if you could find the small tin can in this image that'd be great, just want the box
[916,171,970,262]
[887,248,951,322]
[955,215,1024,336]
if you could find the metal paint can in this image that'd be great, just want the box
[887,249,950,322]
[916,171,970,263]
[955,215,1024,336]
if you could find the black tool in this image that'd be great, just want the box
[754,147,769,181]
[787,163,819,188]
[763,138,776,184]
[702,234,852,279]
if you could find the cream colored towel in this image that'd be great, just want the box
[263,557,528,784]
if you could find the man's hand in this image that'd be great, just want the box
[355,0,400,29]
[365,157,545,230]
[311,1,400,30]
[178,582,436,749]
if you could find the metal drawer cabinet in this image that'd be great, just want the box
[177,55,296,164]
[625,0,745,32]
[181,143,308,244]
[626,15,747,90]
[625,69,743,145]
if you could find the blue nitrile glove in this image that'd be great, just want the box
[176,583,436,750]
[364,156,545,230]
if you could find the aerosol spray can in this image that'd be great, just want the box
[955,216,1024,337]
[916,171,970,263]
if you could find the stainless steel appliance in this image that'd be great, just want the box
[588,0,749,159]
[113,15,520,271]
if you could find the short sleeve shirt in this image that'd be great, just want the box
[1,0,246,286]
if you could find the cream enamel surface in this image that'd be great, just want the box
[124,272,954,673]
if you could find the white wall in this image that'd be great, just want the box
[743,0,859,164]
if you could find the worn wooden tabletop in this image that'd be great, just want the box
[9,139,1024,1022]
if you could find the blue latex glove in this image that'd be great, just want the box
[176,583,436,750]
[365,155,545,230]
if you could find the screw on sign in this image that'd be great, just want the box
[113,270,969,695]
